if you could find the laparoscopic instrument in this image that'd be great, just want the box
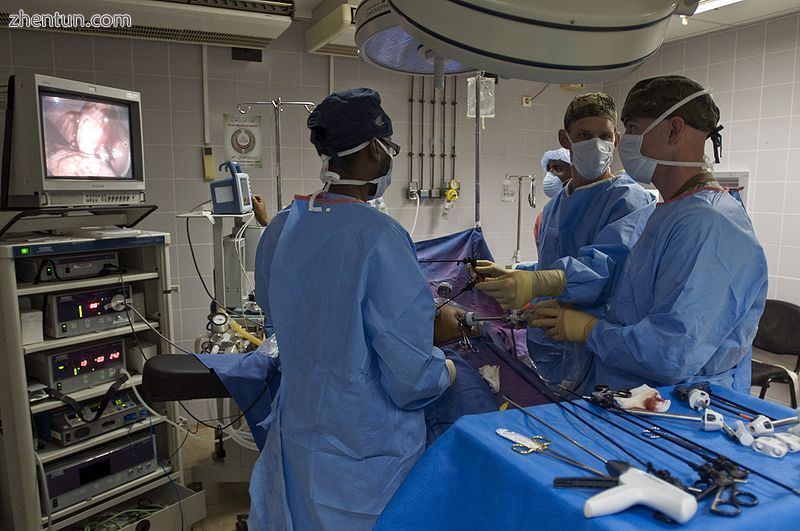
[501,396,698,523]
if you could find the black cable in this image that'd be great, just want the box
[166,422,196,461]
[185,216,264,330]
[185,216,216,303]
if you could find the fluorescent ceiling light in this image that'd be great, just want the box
[695,0,745,14]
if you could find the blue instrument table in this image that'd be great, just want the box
[375,386,800,530]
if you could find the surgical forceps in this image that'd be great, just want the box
[496,429,605,476]
[459,323,479,352]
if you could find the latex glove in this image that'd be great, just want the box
[252,194,270,226]
[473,259,509,280]
[476,269,566,310]
[434,304,466,346]
[445,359,457,386]
[529,304,598,343]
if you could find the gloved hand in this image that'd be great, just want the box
[476,269,566,310]
[434,304,466,346]
[528,303,598,343]
[445,359,457,386]
[473,259,509,280]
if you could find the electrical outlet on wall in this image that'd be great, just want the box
[521,96,533,107]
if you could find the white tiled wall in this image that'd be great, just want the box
[0,22,597,349]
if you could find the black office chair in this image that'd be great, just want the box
[751,299,800,408]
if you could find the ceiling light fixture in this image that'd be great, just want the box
[695,0,745,15]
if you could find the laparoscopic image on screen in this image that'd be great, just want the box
[40,94,133,178]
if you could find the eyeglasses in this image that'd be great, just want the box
[378,137,401,157]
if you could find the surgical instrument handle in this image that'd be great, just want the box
[583,467,698,524]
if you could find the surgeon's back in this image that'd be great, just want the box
[264,193,449,530]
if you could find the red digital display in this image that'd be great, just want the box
[109,351,120,360]
[88,301,101,310]
[95,355,105,363]
[80,359,89,367]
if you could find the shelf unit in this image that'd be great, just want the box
[0,231,206,531]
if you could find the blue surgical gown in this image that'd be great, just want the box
[249,193,450,530]
[526,173,656,389]
[588,188,768,392]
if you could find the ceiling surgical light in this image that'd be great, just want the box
[356,0,702,83]
[354,0,475,87]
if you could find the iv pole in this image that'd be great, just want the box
[474,71,482,226]
[237,98,315,212]
[506,174,535,265]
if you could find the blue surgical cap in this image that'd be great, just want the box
[308,88,393,159]
[541,148,571,172]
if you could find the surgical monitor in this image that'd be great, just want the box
[1,73,146,209]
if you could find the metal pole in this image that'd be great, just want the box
[419,77,425,192]
[515,176,523,263]
[409,77,415,190]
[440,77,447,188]
[237,99,314,213]
[272,98,282,211]
[451,78,457,183]
[430,83,436,192]
[474,72,482,226]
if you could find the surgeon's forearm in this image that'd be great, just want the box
[587,320,714,384]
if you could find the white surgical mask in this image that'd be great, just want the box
[309,139,392,211]
[568,136,614,181]
[542,172,564,198]
[618,89,713,185]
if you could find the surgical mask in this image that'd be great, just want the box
[568,136,614,181]
[618,89,713,185]
[542,172,564,198]
[309,139,391,211]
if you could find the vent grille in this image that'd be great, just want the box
[185,0,292,16]
[0,15,276,48]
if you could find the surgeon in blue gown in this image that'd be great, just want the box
[248,88,461,531]
[530,76,768,393]
[477,93,655,392]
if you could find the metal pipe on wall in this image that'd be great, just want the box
[451,78,457,185]
[419,77,425,192]
[430,82,436,192]
[440,77,447,189]
[474,72,482,226]
[409,76,415,189]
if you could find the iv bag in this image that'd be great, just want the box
[466,76,495,118]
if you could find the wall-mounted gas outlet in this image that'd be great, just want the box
[407,181,420,200]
